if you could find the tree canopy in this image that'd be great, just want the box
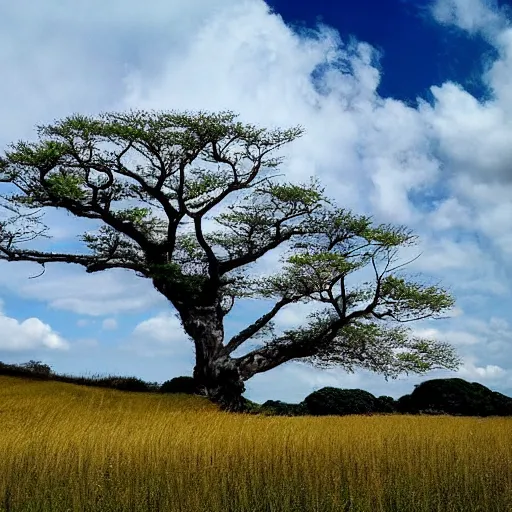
[0,109,461,411]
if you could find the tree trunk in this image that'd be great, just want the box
[179,303,249,413]
[193,356,248,413]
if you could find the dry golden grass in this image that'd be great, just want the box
[0,375,510,511]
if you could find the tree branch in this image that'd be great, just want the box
[0,247,145,275]
[193,159,262,218]
[221,296,293,356]
[235,317,343,379]
[193,216,219,281]
[345,250,387,322]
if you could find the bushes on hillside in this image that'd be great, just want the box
[304,387,379,416]
[0,360,53,380]
[396,378,512,417]
[259,400,310,416]
[376,395,397,413]
[95,376,158,392]
[20,360,53,376]
[159,376,199,395]
[3,360,512,420]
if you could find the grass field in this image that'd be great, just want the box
[0,374,510,511]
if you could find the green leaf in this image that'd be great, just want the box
[45,173,86,201]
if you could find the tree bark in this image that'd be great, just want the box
[158,275,329,414]
[178,303,248,413]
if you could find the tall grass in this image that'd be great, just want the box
[0,375,510,511]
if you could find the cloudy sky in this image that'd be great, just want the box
[1,0,512,405]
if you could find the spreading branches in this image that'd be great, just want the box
[0,109,460,389]
[229,213,456,379]
[301,320,462,381]
[211,177,328,274]
[0,109,305,281]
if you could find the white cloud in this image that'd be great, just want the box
[0,263,167,316]
[416,3,512,270]
[1,0,447,316]
[102,318,118,331]
[420,83,512,183]
[273,302,326,331]
[122,1,440,227]
[456,356,506,380]
[427,197,474,231]
[445,306,464,318]
[0,312,69,351]
[120,313,191,358]
[0,0,234,142]
[431,0,505,36]
[412,327,481,347]
[411,315,512,385]
[409,236,484,272]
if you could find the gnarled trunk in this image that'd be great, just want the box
[179,303,248,413]
[193,356,247,412]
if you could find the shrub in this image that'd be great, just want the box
[396,393,416,414]
[397,378,512,417]
[259,400,310,416]
[97,376,154,392]
[376,395,397,413]
[240,398,264,414]
[491,390,512,415]
[0,360,53,380]
[159,376,199,395]
[304,387,379,416]
[19,360,53,376]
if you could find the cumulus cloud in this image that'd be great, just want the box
[1,0,449,314]
[0,0,234,142]
[431,0,505,36]
[0,311,69,351]
[456,356,506,379]
[122,1,441,227]
[420,83,512,183]
[413,327,481,347]
[120,313,191,358]
[427,197,474,231]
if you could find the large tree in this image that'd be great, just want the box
[0,110,461,412]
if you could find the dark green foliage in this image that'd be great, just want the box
[93,376,157,392]
[0,361,53,381]
[376,395,397,413]
[396,378,512,417]
[239,398,264,414]
[259,400,310,416]
[395,393,415,414]
[0,362,159,393]
[159,376,200,395]
[20,360,53,376]
[491,390,512,415]
[304,387,379,416]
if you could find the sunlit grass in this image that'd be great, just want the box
[0,374,511,511]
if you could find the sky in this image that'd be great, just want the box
[1,0,512,405]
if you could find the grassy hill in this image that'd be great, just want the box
[0,374,511,511]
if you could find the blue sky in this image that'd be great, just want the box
[1,0,512,404]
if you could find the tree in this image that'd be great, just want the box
[0,110,461,412]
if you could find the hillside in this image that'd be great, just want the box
[0,374,511,511]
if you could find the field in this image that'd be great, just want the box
[0,375,510,511]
